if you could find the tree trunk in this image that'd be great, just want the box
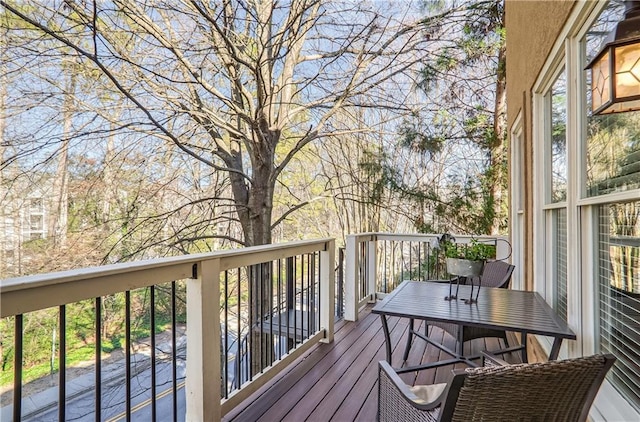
[489,18,507,235]
[49,63,75,246]
[228,136,276,247]
[102,131,115,226]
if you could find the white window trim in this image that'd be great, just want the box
[509,111,525,291]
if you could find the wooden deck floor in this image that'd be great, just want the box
[223,306,523,422]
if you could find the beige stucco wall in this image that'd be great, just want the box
[505,0,575,291]
[506,0,576,131]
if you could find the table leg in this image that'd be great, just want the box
[549,338,563,360]
[456,326,464,358]
[521,332,528,363]
[403,318,414,361]
[380,315,392,364]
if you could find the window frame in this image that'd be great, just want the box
[535,61,571,325]
[509,111,525,291]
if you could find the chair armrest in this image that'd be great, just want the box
[378,361,446,411]
[481,351,509,367]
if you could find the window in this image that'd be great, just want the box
[30,214,43,231]
[540,68,569,322]
[533,0,640,417]
[585,3,640,197]
[583,1,640,413]
[30,198,43,212]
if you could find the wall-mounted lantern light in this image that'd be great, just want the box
[586,0,640,115]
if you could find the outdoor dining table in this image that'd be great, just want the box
[372,280,576,373]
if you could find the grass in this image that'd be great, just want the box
[0,319,181,389]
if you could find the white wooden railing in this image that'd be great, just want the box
[2,232,511,420]
[1,238,335,421]
[344,233,510,321]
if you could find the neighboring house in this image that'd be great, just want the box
[0,185,50,277]
[506,1,639,420]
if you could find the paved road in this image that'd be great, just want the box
[0,323,251,422]
[24,355,187,422]
[14,331,243,422]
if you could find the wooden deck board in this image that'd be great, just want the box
[282,315,402,422]
[226,306,524,422]
[266,312,386,421]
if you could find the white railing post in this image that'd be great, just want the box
[367,238,377,302]
[186,259,221,422]
[345,235,358,321]
[320,239,335,343]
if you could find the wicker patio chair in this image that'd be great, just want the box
[403,260,515,361]
[378,353,616,422]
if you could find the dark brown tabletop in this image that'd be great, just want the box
[372,280,576,367]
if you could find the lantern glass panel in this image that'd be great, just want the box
[592,50,611,111]
[614,43,640,98]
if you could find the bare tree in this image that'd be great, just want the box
[2,0,442,378]
[1,0,431,248]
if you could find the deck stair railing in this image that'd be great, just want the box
[1,238,335,421]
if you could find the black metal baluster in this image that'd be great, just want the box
[260,263,265,373]
[150,286,157,421]
[364,243,368,297]
[125,291,131,422]
[171,282,177,422]
[248,265,253,380]
[13,314,23,422]
[294,256,298,346]
[418,241,422,280]
[236,269,242,390]
[277,259,282,360]
[286,257,294,352]
[358,242,368,300]
[307,253,316,338]
[384,241,388,293]
[359,243,364,299]
[391,242,396,290]
[427,242,432,279]
[307,254,312,337]
[318,251,323,331]
[224,271,229,398]
[312,252,317,332]
[338,248,344,319]
[268,261,274,366]
[259,263,264,372]
[59,305,66,422]
[311,253,314,336]
[302,254,311,339]
[300,254,305,340]
[95,297,101,422]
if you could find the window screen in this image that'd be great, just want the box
[597,201,640,411]
[553,208,568,321]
